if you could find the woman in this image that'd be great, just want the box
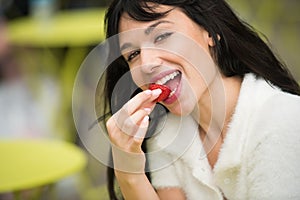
[101,0,300,199]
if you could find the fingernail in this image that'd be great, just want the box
[152,89,162,96]
[142,115,149,123]
[144,108,151,114]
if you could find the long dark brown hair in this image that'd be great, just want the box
[102,0,300,199]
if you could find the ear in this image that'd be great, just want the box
[207,32,220,47]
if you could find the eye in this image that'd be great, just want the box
[126,50,140,62]
[154,32,174,43]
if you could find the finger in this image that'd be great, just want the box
[126,89,162,115]
[134,115,149,142]
[114,89,160,129]
[106,116,124,146]
[121,109,149,136]
[107,116,136,150]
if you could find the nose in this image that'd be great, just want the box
[139,48,161,74]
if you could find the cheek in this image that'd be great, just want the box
[185,67,207,96]
[183,79,202,112]
[166,78,200,116]
[189,59,218,96]
[173,70,214,115]
[129,67,144,87]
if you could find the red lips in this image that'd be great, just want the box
[149,84,171,102]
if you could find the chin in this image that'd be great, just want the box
[167,100,196,117]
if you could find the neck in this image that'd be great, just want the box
[193,74,242,154]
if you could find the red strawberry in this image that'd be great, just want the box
[149,84,171,102]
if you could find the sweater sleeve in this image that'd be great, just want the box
[151,164,182,189]
[148,151,182,189]
[246,93,300,199]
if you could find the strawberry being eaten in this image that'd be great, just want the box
[149,84,171,102]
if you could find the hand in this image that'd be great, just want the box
[106,89,162,173]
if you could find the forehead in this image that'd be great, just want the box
[118,5,175,32]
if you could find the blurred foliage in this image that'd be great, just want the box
[3,0,299,80]
[227,0,300,80]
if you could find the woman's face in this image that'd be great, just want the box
[118,5,218,116]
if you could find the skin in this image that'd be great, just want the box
[119,8,216,116]
[106,5,242,199]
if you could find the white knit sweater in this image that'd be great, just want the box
[147,73,300,200]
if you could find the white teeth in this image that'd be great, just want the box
[169,82,179,98]
[169,87,177,97]
[155,71,180,85]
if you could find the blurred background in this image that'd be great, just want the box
[0,0,299,199]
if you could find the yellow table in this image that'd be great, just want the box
[0,139,87,193]
[7,8,106,47]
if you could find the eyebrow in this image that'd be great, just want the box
[120,20,173,52]
[144,20,171,35]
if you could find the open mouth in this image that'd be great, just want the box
[155,70,182,99]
